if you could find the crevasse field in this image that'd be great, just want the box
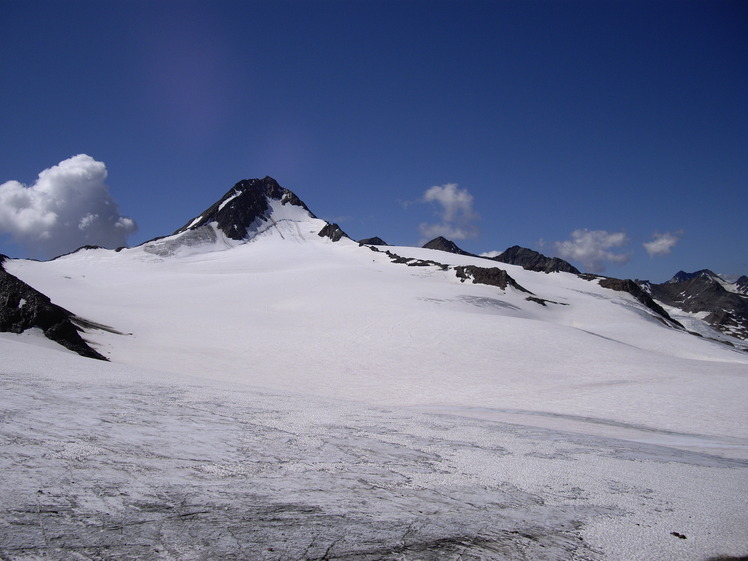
[2,202,747,560]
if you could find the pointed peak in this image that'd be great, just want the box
[174,178,315,241]
[422,237,474,256]
[358,236,388,246]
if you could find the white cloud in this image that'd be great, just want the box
[418,183,479,241]
[0,155,137,257]
[554,229,631,273]
[643,231,682,257]
[479,250,502,258]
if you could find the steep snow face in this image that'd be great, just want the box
[7,239,748,449]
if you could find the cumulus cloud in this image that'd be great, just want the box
[554,229,631,273]
[418,183,479,241]
[0,155,137,258]
[643,231,682,257]
[480,250,502,258]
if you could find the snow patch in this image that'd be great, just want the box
[217,189,242,212]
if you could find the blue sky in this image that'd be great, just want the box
[1,0,746,281]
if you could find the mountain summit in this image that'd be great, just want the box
[143,177,348,256]
[174,177,313,241]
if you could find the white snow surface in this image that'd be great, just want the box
[3,215,748,560]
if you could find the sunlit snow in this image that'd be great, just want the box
[2,207,747,560]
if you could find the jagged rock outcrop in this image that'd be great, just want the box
[492,246,580,274]
[174,177,314,241]
[647,274,748,340]
[454,265,531,293]
[318,223,349,242]
[358,237,388,246]
[422,237,475,256]
[0,255,107,360]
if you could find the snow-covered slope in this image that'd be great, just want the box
[3,331,747,561]
[6,222,748,444]
[2,179,748,560]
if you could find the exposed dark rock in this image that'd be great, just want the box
[358,236,388,246]
[668,269,720,284]
[318,223,349,242]
[422,237,475,256]
[735,275,748,295]
[454,265,531,293]
[174,177,314,241]
[492,246,580,274]
[597,277,682,328]
[0,255,107,360]
[526,296,567,307]
[647,274,748,340]
[383,251,449,270]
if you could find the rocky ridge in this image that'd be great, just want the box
[642,272,748,342]
[492,245,580,274]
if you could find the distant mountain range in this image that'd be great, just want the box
[1,177,746,358]
[411,234,747,344]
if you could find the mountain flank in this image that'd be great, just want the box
[3,178,746,357]
[642,273,748,340]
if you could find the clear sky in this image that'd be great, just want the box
[1,0,746,281]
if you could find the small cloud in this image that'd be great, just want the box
[554,229,631,273]
[479,250,502,258]
[0,154,137,258]
[417,183,479,241]
[643,231,682,257]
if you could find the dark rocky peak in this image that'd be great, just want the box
[648,273,748,342]
[422,237,475,256]
[654,275,730,308]
[174,177,314,241]
[358,237,388,246]
[668,269,721,284]
[492,245,580,274]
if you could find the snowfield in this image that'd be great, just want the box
[2,207,748,560]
